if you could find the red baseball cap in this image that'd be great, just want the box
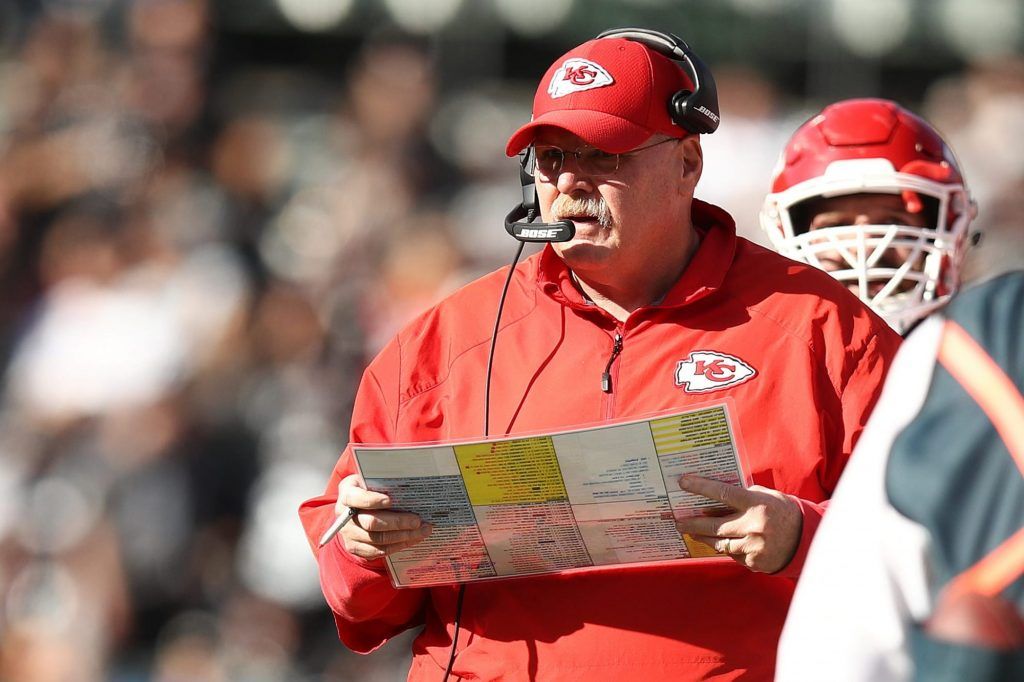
[505,37,695,156]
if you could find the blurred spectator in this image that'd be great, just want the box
[0,4,472,677]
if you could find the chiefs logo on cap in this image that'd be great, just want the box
[547,58,614,99]
[675,351,757,394]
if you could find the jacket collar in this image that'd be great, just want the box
[535,199,738,311]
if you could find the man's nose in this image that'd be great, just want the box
[555,161,596,194]
[853,214,873,225]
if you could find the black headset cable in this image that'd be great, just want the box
[442,237,527,682]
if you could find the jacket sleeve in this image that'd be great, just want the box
[298,338,428,652]
[775,317,902,579]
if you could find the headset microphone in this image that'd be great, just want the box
[504,205,575,243]
[504,147,575,243]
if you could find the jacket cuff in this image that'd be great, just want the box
[324,533,390,571]
[318,538,418,653]
[772,495,827,579]
[318,535,392,617]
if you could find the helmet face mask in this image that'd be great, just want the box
[761,99,977,335]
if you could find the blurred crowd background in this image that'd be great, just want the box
[0,0,1021,680]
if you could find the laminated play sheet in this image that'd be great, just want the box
[353,403,749,587]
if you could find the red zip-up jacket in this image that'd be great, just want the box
[300,200,901,681]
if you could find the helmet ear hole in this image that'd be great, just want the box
[786,198,818,236]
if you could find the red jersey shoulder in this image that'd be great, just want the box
[728,237,897,342]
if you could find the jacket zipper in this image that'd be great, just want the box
[601,332,624,393]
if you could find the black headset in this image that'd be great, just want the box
[505,27,720,240]
[596,27,719,135]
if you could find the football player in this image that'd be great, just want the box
[761,98,978,335]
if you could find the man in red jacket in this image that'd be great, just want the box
[301,28,900,680]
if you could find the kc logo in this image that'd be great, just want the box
[675,351,757,394]
[547,59,614,99]
[564,64,597,84]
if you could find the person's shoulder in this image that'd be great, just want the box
[941,269,1024,380]
[728,237,894,335]
[731,237,857,301]
[945,270,1024,335]
[886,271,1024,589]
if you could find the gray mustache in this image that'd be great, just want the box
[552,195,613,229]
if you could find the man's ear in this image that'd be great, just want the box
[679,136,703,192]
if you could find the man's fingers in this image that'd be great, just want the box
[691,533,744,556]
[343,487,391,509]
[346,532,431,559]
[357,510,425,533]
[337,474,391,511]
[383,536,433,555]
[675,512,740,537]
[348,523,433,549]
[346,540,391,560]
[678,475,754,511]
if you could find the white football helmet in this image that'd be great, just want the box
[761,98,977,335]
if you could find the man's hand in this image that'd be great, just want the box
[332,474,432,560]
[675,475,802,574]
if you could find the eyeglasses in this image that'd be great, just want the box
[532,137,680,179]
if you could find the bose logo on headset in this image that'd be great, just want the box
[694,105,719,124]
[517,227,562,239]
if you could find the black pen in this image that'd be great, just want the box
[318,506,359,547]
